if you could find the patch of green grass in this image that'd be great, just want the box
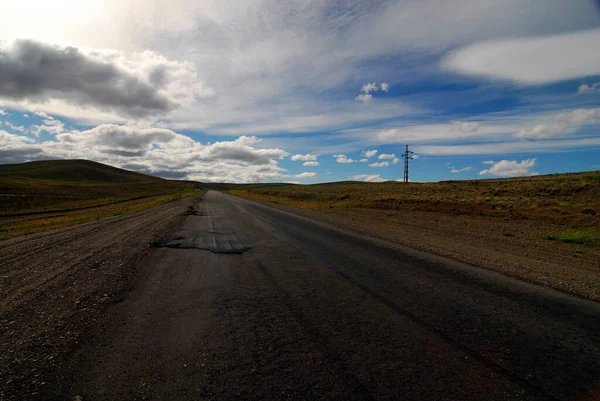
[542,230,598,245]
[269,199,280,204]
[503,232,515,237]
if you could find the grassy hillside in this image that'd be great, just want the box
[0,159,201,215]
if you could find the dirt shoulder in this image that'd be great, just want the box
[0,197,195,401]
[228,193,600,302]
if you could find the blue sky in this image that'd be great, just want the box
[0,0,599,183]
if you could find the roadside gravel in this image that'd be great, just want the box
[0,197,194,401]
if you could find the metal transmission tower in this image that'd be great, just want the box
[401,145,415,183]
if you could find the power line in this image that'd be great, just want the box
[401,144,415,183]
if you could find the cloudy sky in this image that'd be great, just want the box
[1,0,599,183]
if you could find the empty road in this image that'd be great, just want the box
[3,191,600,400]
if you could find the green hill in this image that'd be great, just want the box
[0,159,200,215]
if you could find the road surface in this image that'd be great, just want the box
[5,191,600,400]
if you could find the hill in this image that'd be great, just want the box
[0,159,200,215]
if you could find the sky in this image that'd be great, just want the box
[0,0,599,183]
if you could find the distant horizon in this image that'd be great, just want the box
[3,158,598,185]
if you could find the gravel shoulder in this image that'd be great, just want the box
[228,194,600,302]
[0,197,194,401]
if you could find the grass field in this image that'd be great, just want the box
[0,159,199,216]
[224,171,600,245]
[0,160,202,239]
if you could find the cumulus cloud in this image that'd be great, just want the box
[291,153,317,161]
[361,83,378,94]
[359,158,368,162]
[369,161,389,168]
[333,154,355,163]
[479,159,537,177]
[356,82,389,102]
[355,93,373,103]
[482,160,495,165]
[363,149,378,158]
[295,172,317,178]
[352,174,386,182]
[0,124,290,182]
[0,108,7,116]
[0,40,213,119]
[378,153,396,160]
[303,161,319,166]
[578,82,600,93]
[392,158,400,164]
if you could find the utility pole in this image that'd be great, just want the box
[401,144,415,183]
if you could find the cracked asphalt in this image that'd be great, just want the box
[2,191,600,400]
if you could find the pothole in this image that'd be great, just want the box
[155,233,255,254]
[183,207,209,216]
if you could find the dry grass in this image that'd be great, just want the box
[0,160,200,216]
[0,189,201,240]
[225,171,600,243]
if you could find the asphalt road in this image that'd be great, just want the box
[59,191,600,400]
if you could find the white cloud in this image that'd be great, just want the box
[417,137,600,155]
[303,161,319,166]
[412,154,419,159]
[334,154,355,163]
[372,122,513,143]
[444,28,600,84]
[291,153,317,161]
[479,159,537,177]
[361,83,378,94]
[355,93,373,103]
[359,158,368,162]
[364,149,378,158]
[0,108,7,116]
[556,108,600,126]
[0,121,26,133]
[23,113,29,118]
[450,166,472,173]
[369,161,389,168]
[515,124,565,139]
[578,82,600,93]
[514,108,600,139]
[352,174,386,183]
[482,160,495,165]
[31,118,66,136]
[451,120,480,133]
[295,172,317,178]
[378,153,396,160]
[391,157,400,164]
[0,124,290,182]
[380,83,389,92]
